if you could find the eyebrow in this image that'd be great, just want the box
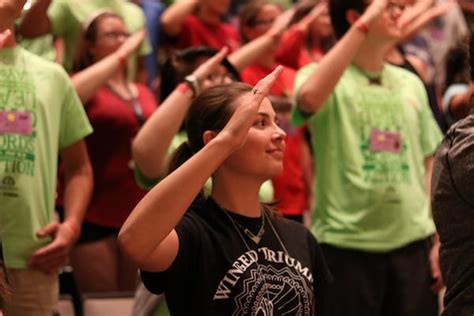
[257,112,279,123]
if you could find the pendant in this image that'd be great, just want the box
[244,227,264,244]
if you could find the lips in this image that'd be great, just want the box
[266,148,284,159]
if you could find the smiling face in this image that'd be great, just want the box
[222,97,286,180]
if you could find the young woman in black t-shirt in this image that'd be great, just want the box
[119,67,331,315]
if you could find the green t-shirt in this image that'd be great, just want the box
[0,46,93,268]
[19,35,56,63]
[292,63,443,252]
[47,0,151,76]
[133,132,274,203]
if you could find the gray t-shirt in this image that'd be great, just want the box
[431,115,474,315]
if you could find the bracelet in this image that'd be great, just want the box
[176,82,192,96]
[354,19,369,34]
[117,53,127,68]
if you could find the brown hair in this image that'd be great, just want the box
[167,82,253,176]
[290,0,335,53]
[238,0,277,43]
[72,11,122,72]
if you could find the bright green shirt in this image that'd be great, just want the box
[47,0,151,76]
[292,63,443,252]
[19,35,56,63]
[133,132,274,203]
[0,46,93,268]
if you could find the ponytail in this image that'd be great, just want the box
[167,141,194,176]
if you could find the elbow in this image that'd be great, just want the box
[131,138,165,180]
[297,88,321,114]
[118,228,146,267]
[160,17,180,37]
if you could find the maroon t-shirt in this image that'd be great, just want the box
[176,15,240,52]
[58,84,157,228]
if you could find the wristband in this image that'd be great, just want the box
[354,19,369,34]
[117,53,127,68]
[184,74,201,98]
[176,83,192,96]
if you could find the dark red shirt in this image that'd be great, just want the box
[58,84,157,228]
[176,15,240,52]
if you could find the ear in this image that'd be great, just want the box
[203,130,217,146]
[346,9,362,26]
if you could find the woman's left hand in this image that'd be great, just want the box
[216,65,283,150]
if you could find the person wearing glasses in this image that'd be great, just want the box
[60,11,157,294]
[18,0,151,83]
[293,0,444,315]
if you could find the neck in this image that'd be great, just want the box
[353,40,393,73]
[211,172,263,218]
[384,46,403,66]
[107,71,127,86]
[197,6,221,25]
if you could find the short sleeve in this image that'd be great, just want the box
[415,78,443,156]
[47,1,72,37]
[291,63,318,127]
[307,231,332,315]
[57,69,93,149]
[442,84,469,126]
[141,212,201,295]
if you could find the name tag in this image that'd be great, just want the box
[0,111,33,135]
[370,129,401,153]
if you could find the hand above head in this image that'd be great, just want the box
[191,47,229,91]
[267,8,295,39]
[297,1,328,31]
[216,65,283,150]
[115,29,146,60]
[361,0,388,25]
[27,221,80,275]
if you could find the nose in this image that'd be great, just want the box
[272,125,287,142]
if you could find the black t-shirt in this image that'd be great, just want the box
[432,115,474,316]
[141,197,332,315]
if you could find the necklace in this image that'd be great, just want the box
[230,211,265,244]
[106,81,145,127]
[220,204,292,314]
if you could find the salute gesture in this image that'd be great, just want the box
[217,66,283,151]
[119,66,284,271]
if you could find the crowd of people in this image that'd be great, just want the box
[0,0,473,315]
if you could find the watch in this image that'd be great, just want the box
[184,74,201,98]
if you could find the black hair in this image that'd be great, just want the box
[444,36,470,92]
[329,0,367,39]
[159,46,240,101]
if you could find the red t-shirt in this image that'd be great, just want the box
[240,63,308,216]
[176,15,240,52]
[58,84,157,228]
[240,64,295,97]
[275,26,324,70]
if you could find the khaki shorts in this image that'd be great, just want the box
[2,268,58,316]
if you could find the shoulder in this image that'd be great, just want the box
[385,63,423,84]
[270,214,314,242]
[20,48,71,85]
[122,1,146,16]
